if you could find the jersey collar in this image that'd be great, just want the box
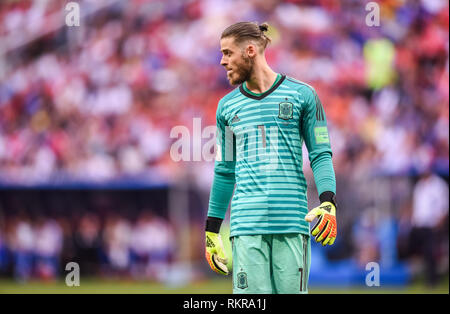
[239,74,286,100]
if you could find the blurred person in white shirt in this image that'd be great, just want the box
[34,216,63,280]
[103,214,132,276]
[129,211,174,281]
[9,213,35,281]
[129,211,156,278]
[409,169,449,286]
[146,214,175,282]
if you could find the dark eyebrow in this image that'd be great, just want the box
[221,49,231,54]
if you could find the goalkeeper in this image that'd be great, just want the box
[205,22,337,294]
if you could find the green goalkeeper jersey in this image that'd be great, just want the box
[208,74,336,237]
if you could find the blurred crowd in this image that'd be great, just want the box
[0,0,448,185]
[0,0,448,286]
[0,208,175,281]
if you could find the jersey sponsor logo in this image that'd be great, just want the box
[236,271,248,289]
[278,101,293,120]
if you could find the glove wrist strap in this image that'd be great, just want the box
[205,216,223,233]
[319,191,337,207]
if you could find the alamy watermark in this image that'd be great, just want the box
[65,262,80,287]
[365,262,380,287]
[170,118,280,170]
[65,2,80,27]
[365,2,380,27]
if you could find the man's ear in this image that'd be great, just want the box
[246,43,257,58]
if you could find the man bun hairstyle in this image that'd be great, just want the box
[221,21,272,51]
[258,23,269,32]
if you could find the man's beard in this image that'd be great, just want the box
[229,54,253,85]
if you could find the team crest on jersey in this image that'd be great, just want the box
[278,101,293,120]
[236,272,248,289]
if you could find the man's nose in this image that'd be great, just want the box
[220,56,227,67]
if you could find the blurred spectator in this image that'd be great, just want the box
[0,0,447,185]
[73,213,103,277]
[408,170,449,286]
[33,216,63,280]
[9,213,34,282]
[129,211,174,281]
[103,213,132,276]
[146,213,175,282]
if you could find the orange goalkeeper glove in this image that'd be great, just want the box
[205,231,229,275]
[305,200,337,246]
[205,217,229,275]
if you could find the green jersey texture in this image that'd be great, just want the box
[208,74,334,237]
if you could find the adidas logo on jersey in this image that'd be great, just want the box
[231,115,240,123]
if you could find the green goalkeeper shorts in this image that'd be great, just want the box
[231,233,311,294]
